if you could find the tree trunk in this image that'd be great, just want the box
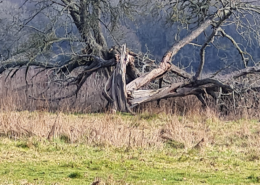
[104,44,134,112]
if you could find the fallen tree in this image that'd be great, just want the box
[1,0,260,113]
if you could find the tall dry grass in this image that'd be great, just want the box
[0,109,260,153]
[0,67,108,113]
[0,67,259,119]
[0,67,260,152]
[0,110,212,149]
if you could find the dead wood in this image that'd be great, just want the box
[2,1,260,114]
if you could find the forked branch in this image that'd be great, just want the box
[219,28,249,68]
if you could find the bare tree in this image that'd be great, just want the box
[1,0,260,113]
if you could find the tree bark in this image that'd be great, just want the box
[104,44,134,112]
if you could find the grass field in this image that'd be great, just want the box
[0,111,260,184]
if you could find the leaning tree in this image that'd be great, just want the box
[1,0,260,113]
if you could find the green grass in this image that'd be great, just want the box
[0,137,259,184]
[0,111,260,184]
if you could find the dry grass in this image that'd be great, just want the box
[1,67,259,119]
[1,69,260,184]
[0,111,198,149]
[0,68,107,113]
[0,67,260,151]
[0,109,259,154]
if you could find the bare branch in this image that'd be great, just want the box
[126,18,216,92]
[219,28,249,68]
